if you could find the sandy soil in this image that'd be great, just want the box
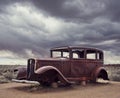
[0,81,120,98]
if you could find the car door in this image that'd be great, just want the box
[70,59,86,77]
[61,59,71,77]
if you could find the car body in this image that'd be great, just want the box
[15,46,109,86]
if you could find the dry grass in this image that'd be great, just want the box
[0,65,120,84]
[105,65,120,81]
[0,65,22,83]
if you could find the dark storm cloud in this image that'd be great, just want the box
[31,0,79,19]
[81,22,120,54]
[31,0,120,23]
[0,0,26,5]
[31,0,106,22]
[104,0,120,22]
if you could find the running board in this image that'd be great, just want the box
[12,79,39,84]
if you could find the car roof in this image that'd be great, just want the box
[51,46,103,52]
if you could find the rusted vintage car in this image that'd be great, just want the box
[15,46,109,86]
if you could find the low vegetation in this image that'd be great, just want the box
[0,65,22,83]
[0,65,120,84]
[105,65,120,81]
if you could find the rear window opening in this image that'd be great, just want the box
[86,50,103,60]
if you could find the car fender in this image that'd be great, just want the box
[92,67,109,80]
[14,67,27,80]
[35,66,72,85]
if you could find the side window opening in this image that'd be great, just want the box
[87,53,96,59]
[86,50,103,60]
[51,50,69,58]
[63,51,69,58]
[86,50,96,59]
[73,53,79,58]
[52,51,61,58]
[72,49,85,59]
[97,52,103,60]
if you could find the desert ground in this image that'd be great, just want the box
[0,81,120,98]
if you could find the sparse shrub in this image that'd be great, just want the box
[116,71,120,74]
[0,65,23,83]
[105,66,120,82]
[112,75,120,81]
[0,75,10,83]
[3,70,14,80]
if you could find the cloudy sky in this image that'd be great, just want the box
[0,0,120,65]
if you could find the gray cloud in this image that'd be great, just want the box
[31,0,120,23]
[104,0,120,22]
[31,0,106,22]
[0,0,120,64]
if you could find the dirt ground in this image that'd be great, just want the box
[0,81,120,98]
